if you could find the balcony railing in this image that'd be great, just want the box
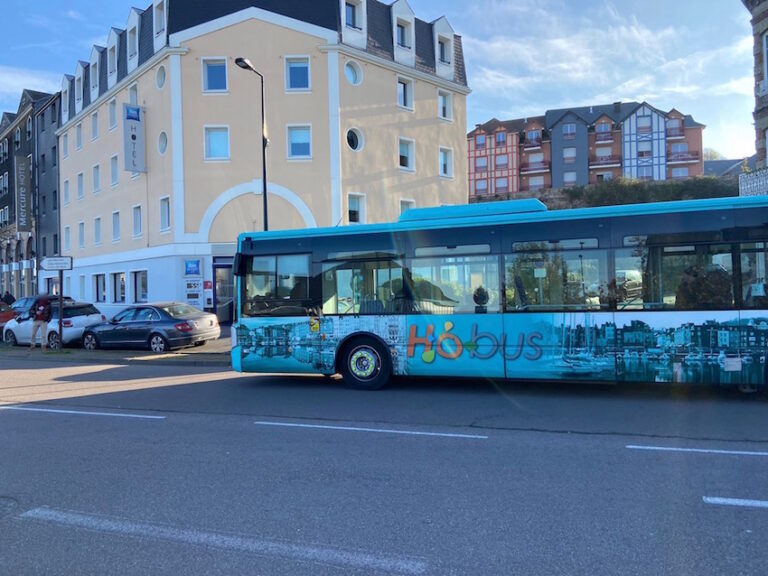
[520,160,550,173]
[523,139,542,149]
[667,151,700,163]
[589,155,621,166]
[666,127,684,138]
[595,132,613,142]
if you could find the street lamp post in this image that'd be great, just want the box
[235,57,269,232]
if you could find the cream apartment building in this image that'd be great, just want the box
[52,0,470,319]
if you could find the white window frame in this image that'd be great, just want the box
[76,123,82,150]
[129,83,138,106]
[109,99,117,131]
[132,204,142,238]
[203,125,231,161]
[285,56,311,92]
[110,154,119,186]
[112,211,120,242]
[63,226,71,252]
[159,196,171,232]
[94,216,102,246]
[63,179,70,205]
[396,19,412,50]
[286,124,312,160]
[437,89,452,121]
[62,133,69,158]
[78,221,85,250]
[672,166,689,178]
[108,45,117,76]
[154,0,166,35]
[77,172,84,200]
[92,164,101,194]
[437,36,452,64]
[397,76,414,110]
[91,111,99,141]
[398,137,415,172]
[439,146,454,179]
[128,26,138,59]
[347,193,366,224]
[132,270,149,304]
[563,171,578,184]
[400,198,415,214]
[201,57,228,93]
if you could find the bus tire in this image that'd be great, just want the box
[339,337,391,391]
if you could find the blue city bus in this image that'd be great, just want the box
[231,196,768,391]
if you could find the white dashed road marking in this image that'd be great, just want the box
[703,497,768,509]
[626,445,768,457]
[0,406,165,420]
[254,420,488,439]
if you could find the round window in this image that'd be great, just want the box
[156,65,166,89]
[344,61,362,86]
[346,128,363,152]
[158,131,168,155]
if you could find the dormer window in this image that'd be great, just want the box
[438,37,451,64]
[108,46,116,74]
[128,27,138,58]
[26,118,32,140]
[345,2,359,29]
[396,20,411,49]
[154,0,165,34]
[76,76,82,102]
[91,62,98,89]
[62,88,69,118]
[15,128,21,149]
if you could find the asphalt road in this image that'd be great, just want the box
[1,359,767,575]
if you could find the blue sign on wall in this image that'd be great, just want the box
[185,259,201,276]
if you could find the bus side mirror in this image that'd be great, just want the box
[233,253,246,277]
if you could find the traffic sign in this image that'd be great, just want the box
[40,256,73,271]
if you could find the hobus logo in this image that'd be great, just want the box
[407,322,543,363]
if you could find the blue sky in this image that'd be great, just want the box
[0,0,756,158]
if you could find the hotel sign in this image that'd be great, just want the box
[15,155,31,232]
[122,104,147,173]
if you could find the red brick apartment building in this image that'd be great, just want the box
[468,101,705,202]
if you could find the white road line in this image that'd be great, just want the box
[0,406,165,420]
[703,497,768,509]
[19,507,427,575]
[254,421,488,439]
[626,445,768,457]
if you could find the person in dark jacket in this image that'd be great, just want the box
[1,291,14,305]
[30,297,53,351]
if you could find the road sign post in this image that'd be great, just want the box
[40,257,73,350]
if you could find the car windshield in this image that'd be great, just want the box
[61,304,100,318]
[160,303,201,318]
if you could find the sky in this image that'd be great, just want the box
[0,0,757,159]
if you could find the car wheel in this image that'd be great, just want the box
[4,330,17,347]
[339,337,391,391]
[47,331,60,349]
[193,341,206,347]
[149,333,169,353]
[82,332,99,351]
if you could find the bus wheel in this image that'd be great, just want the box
[340,338,391,391]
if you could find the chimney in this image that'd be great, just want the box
[613,101,621,112]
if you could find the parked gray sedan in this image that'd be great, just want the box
[82,302,220,353]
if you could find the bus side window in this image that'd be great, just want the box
[322,260,405,315]
[410,255,500,314]
[741,242,768,308]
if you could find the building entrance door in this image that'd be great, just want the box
[213,258,234,325]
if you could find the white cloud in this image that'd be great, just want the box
[65,10,85,21]
[0,66,61,108]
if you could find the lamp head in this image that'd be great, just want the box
[235,57,255,72]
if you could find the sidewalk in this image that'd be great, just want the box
[0,331,233,368]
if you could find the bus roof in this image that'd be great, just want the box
[238,195,768,245]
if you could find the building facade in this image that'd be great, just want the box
[743,0,768,170]
[468,101,704,202]
[0,89,52,298]
[53,0,470,318]
[35,93,62,293]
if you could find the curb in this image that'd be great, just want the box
[1,349,232,369]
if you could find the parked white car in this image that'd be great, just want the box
[3,302,105,348]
